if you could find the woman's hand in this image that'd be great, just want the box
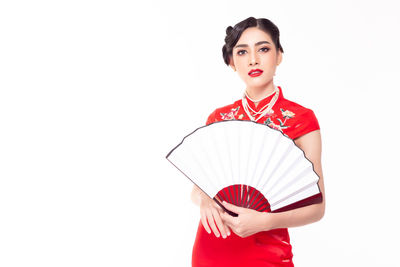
[199,194,231,239]
[220,201,273,238]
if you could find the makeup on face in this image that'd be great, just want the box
[248,69,263,77]
[233,40,272,79]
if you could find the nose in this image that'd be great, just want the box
[249,50,259,66]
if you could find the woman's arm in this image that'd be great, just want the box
[191,185,231,238]
[220,130,325,237]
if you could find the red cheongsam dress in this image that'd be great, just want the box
[192,85,320,267]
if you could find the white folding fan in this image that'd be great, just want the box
[166,120,322,216]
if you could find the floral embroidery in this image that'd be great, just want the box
[265,117,284,131]
[264,108,296,132]
[281,108,295,119]
[220,106,240,120]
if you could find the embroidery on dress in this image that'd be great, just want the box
[264,108,295,132]
[220,106,240,120]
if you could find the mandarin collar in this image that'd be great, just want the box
[244,86,283,111]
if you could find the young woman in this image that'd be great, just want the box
[190,17,326,266]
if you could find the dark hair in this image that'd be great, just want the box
[222,17,284,66]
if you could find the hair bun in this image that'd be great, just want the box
[226,26,234,35]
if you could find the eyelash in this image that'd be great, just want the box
[237,47,270,55]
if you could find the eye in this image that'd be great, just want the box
[237,50,247,55]
[259,47,270,52]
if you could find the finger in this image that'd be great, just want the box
[223,221,231,236]
[201,209,213,235]
[214,206,231,236]
[206,210,221,238]
[200,210,211,234]
[211,208,227,238]
[220,211,235,228]
[213,199,225,214]
[222,200,246,214]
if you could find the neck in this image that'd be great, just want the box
[245,82,276,108]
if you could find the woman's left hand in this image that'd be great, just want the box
[220,201,274,238]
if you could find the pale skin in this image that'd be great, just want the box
[191,27,325,239]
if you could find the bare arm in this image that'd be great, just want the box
[190,184,205,206]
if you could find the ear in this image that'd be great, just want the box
[276,49,283,66]
[229,57,236,71]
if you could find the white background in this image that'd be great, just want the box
[1,0,399,266]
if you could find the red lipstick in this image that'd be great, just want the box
[248,69,263,77]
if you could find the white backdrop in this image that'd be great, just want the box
[1,0,399,266]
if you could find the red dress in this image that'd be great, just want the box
[192,86,320,267]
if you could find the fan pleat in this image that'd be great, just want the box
[269,166,315,207]
[257,140,293,195]
[264,146,303,201]
[252,134,280,192]
[247,126,269,188]
[208,128,226,193]
[188,137,220,195]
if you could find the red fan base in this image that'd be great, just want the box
[213,184,322,217]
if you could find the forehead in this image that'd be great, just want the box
[235,27,273,48]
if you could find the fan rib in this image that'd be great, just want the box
[235,184,240,206]
[226,186,234,204]
[240,184,245,207]
[218,189,229,204]
[253,199,270,211]
[248,189,261,209]
[251,193,265,210]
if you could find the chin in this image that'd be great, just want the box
[246,80,269,88]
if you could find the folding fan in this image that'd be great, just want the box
[166,120,322,217]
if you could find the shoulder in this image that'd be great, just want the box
[280,98,314,116]
[277,98,320,140]
[205,100,242,125]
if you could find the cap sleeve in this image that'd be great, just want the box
[205,110,216,125]
[290,109,320,140]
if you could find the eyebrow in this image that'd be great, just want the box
[234,41,271,49]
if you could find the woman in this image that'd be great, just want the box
[190,17,326,266]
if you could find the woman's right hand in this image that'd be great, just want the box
[198,190,231,239]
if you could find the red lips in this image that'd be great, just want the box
[248,69,263,77]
